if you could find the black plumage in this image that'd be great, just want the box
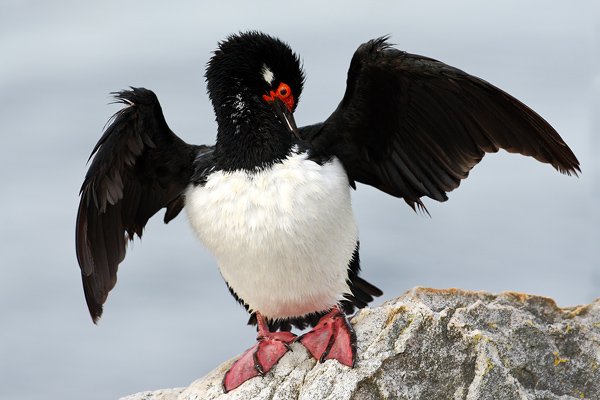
[76,88,213,322]
[302,37,579,212]
[76,32,579,327]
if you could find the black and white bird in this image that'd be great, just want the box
[76,31,579,392]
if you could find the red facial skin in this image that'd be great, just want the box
[262,82,295,111]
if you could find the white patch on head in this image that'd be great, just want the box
[185,149,358,320]
[261,64,275,85]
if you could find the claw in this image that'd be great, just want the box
[253,352,264,376]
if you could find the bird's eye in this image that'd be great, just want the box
[262,82,295,112]
[277,83,291,98]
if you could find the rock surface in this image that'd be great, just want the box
[121,287,600,400]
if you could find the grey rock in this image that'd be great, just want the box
[121,287,600,400]
[120,388,185,400]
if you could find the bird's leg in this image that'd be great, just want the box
[222,313,296,393]
[298,305,356,367]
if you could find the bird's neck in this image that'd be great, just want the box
[212,96,294,172]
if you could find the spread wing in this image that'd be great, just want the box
[76,87,214,322]
[301,37,580,212]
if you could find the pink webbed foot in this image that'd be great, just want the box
[223,314,296,393]
[298,306,356,367]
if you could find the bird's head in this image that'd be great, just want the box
[206,31,304,138]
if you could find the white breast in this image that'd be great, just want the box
[184,150,358,320]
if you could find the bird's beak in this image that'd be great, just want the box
[269,98,300,139]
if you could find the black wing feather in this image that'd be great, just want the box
[76,87,213,322]
[302,37,580,211]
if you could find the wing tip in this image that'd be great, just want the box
[84,289,104,325]
[109,87,158,107]
[79,256,107,324]
[364,35,395,54]
[406,198,431,217]
[557,154,581,177]
[91,313,101,325]
[560,164,581,178]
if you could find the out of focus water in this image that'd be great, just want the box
[0,1,598,399]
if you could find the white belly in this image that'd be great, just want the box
[184,151,358,320]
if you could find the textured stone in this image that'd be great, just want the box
[121,288,600,400]
[121,388,185,400]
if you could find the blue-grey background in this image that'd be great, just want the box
[1,1,598,399]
